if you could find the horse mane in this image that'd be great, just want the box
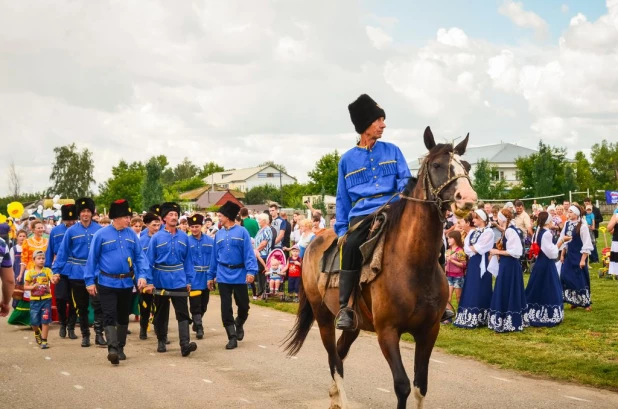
[385,143,454,231]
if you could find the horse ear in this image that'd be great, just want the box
[424,126,435,151]
[454,133,469,155]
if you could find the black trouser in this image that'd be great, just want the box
[55,275,77,326]
[153,290,190,341]
[218,283,249,327]
[189,290,210,317]
[257,257,267,295]
[340,216,373,271]
[139,292,154,331]
[97,285,133,327]
[71,280,104,336]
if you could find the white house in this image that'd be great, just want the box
[408,143,537,185]
[202,165,297,192]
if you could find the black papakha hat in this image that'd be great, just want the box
[109,199,132,219]
[188,214,204,226]
[160,202,180,219]
[218,201,241,221]
[148,204,161,216]
[61,204,78,221]
[142,212,159,224]
[76,197,96,214]
[348,94,386,134]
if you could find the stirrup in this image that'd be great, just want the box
[335,307,358,331]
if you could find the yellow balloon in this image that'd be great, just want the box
[0,214,6,224]
[7,202,24,219]
[599,226,607,233]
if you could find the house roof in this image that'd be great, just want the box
[408,143,537,170]
[202,165,296,185]
[179,186,211,201]
[195,191,242,209]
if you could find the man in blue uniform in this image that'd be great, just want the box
[207,201,258,350]
[146,202,198,357]
[137,212,161,340]
[334,95,412,330]
[84,199,151,365]
[52,197,105,347]
[46,204,78,339]
[140,204,162,238]
[187,213,213,340]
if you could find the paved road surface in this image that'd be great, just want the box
[1,296,617,409]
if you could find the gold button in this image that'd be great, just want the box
[374,176,377,179]
[372,167,375,170]
[376,184,379,187]
[370,158,374,161]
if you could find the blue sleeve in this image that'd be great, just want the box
[132,231,151,284]
[207,235,218,282]
[334,159,351,237]
[146,234,157,268]
[52,230,70,275]
[243,229,258,277]
[183,237,195,286]
[84,232,102,287]
[395,146,412,192]
[44,236,55,268]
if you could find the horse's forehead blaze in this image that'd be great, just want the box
[451,154,466,175]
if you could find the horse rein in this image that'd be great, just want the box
[399,151,471,223]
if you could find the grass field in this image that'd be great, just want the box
[249,228,618,391]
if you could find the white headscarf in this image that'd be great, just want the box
[569,205,580,217]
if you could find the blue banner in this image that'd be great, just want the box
[606,190,618,204]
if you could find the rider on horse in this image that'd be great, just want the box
[334,94,412,331]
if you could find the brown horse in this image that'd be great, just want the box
[284,127,477,409]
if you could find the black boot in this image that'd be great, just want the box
[105,326,119,365]
[81,336,91,347]
[67,315,78,339]
[335,270,359,331]
[139,326,147,340]
[117,325,128,361]
[94,320,106,347]
[193,314,204,340]
[157,339,167,353]
[235,318,245,341]
[178,321,197,357]
[224,325,238,350]
[59,324,67,338]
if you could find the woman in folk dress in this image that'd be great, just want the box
[607,212,618,277]
[559,205,593,311]
[454,209,495,329]
[487,208,528,333]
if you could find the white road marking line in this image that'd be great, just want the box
[218,367,233,371]
[149,353,155,356]
[169,364,176,367]
[203,379,213,384]
[45,357,52,360]
[239,398,251,403]
[288,356,298,360]
[210,328,217,331]
[23,336,29,340]
[60,371,70,376]
[430,358,445,364]
[377,388,391,393]
[564,396,591,402]
[490,376,511,382]
[73,385,83,390]
[258,345,267,349]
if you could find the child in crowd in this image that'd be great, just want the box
[130,217,143,235]
[445,231,467,323]
[24,251,55,349]
[99,217,111,227]
[282,245,302,302]
[266,258,283,295]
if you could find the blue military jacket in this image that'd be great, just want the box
[334,141,411,237]
[207,225,258,284]
[188,233,214,290]
[146,228,194,290]
[52,221,101,280]
[84,225,151,288]
[45,223,68,268]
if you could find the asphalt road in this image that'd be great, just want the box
[1,296,617,409]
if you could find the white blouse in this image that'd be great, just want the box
[464,227,494,277]
[504,224,523,258]
[536,227,559,260]
[558,220,594,255]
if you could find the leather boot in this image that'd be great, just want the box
[335,270,359,331]
[94,320,107,347]
[67,314,78,340]
[235,317,245,341]
[117,325,128,360]
[139,326,147,340]
[81,336,91,347]
[104,326,119,365]
[193,314,204,339]
[59,325,67,338]
[224,325,238,350]
[178,321,197,357]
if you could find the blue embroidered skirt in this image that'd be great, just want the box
[524,256,563,327]
[488,256,528,333]
[454,253,493,328]
[560,259,591,307]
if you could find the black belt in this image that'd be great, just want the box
[219,262,244,269]
[100,271,132,279]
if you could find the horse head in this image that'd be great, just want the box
[420,126,477,218]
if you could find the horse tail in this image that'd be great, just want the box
[283,277,314,356]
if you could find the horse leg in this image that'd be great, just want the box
[412,322,440,409]
[316,308,348,409]
[376,327,411,409]
[336,328,360,361]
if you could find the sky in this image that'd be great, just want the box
[0,0,616,196]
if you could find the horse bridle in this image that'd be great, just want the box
[399,151,471,223]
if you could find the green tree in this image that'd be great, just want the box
[97,160,145,212]
[307,150,340,195]
[48,143,95,198]
[561,165,578,197]
[173,157,199,181]
[574,151,596,193]
[163,177,206,202]
[199,161,225,179]
[258,161,288,174]
[245,184,281,205]
[281,182,311,209]
[515,141,567,197]
[161,168,175,186]
[590,140,618,190]
[142,157,165,209]
[472,159,492,199]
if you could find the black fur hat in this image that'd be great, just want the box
[348,94,386,134]
[109,199,132,219]
[218,201,241,221]
[188,213,204,226]
[76,197,96,214]
[142,212,160,224]
[61,204,78,221]
[160,202,181,219]
[148,204,161,216]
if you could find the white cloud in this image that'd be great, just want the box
[561,4,569,14]
[366,26,393,49]
[498,0,549,39]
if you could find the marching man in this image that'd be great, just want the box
[187,213,213,340]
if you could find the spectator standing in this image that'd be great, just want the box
[24,251,53,349]
[240,208,259,239]
[513,200,533,239]
[1,237,15,317]
[269,204,288,249]
[444,231,467,321]
[282,245,302,302]
[583,197,603,263]
[607,212,618,276]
